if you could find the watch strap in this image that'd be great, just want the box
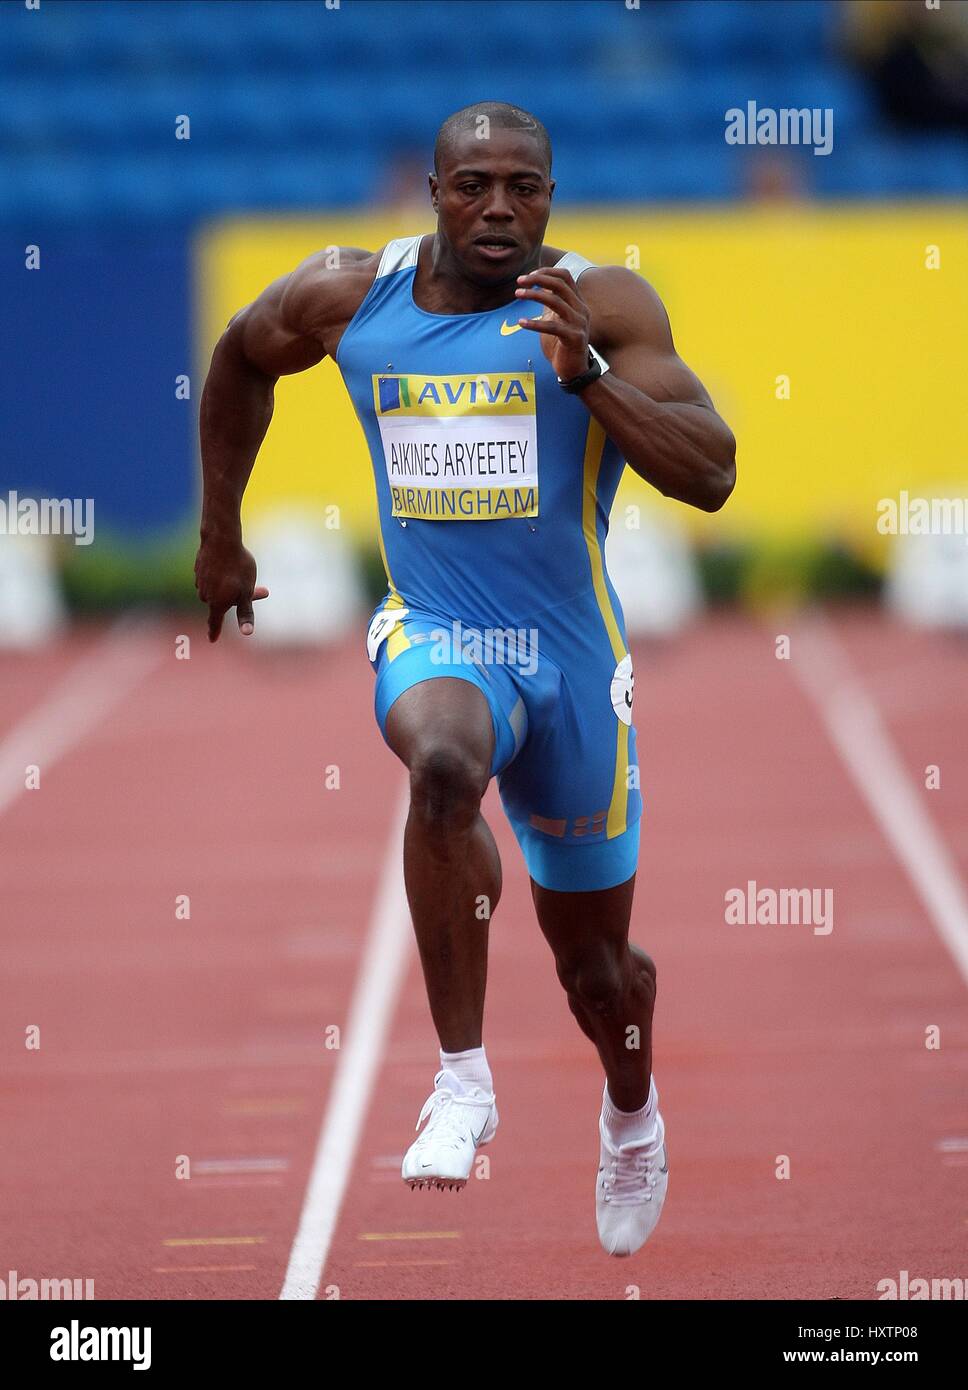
[557,344,610,394]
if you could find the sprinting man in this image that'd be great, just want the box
[195,102,735,1257]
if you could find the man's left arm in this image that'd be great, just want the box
[516,265,736,512]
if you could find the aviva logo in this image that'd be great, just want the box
[374,372,535,417]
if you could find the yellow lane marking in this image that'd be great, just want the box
[162,1236,267,1247]
[358,1231,461,1242]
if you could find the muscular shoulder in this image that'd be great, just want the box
[575,265,675,355]
[540,243,568,267]
[279,246,382,354]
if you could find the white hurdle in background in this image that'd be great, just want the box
[0,534,66,648]
[605,506,703,638]
[884,492,968,630]
[242,506,367,646]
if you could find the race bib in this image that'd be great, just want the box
[367,606,408,661]
[610,652,634,725]
[373,372,538,521]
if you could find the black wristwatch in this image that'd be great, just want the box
[557,344,610,394]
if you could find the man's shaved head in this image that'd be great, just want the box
[434,101,552,177]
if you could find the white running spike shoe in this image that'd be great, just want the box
[401,1069,498,1192]
[596,1086,669,1257]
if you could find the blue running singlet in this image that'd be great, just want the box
[335,234,643,891]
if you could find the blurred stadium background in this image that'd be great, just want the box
[3,0,968,1307]
[2,0,966,639]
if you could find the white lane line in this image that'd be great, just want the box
[790,614,968,991]
[279,784,412,1300]
[0,617,163,819]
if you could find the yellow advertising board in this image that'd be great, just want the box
[196,206,967,560]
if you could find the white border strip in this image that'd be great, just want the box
[279,784,412,1300]
[0,618,162,819]
[790,614,968,989]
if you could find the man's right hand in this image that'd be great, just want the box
[195,246,378,645]
[194,535,269,642]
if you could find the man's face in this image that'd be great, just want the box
[430,127,554,284]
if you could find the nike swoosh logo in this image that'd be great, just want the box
[471,1121,489,1144]
[500,321,524,336]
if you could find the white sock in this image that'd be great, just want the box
[439,1046,493,1096]
[602,1077,658,1146]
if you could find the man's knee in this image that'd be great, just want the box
[557,942,656,1018]
[409,740,489,832]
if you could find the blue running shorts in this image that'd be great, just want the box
[365,592,643,893]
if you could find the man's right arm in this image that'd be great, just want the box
[195,247,377,641]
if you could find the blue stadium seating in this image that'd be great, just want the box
[0,0,963,223]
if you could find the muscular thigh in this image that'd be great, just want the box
[366,599,524,780]
[385,676,494,775]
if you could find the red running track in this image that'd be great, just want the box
[0,609,965,1300]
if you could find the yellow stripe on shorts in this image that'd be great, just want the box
[581,419,630,839]
[376,525,411,662]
